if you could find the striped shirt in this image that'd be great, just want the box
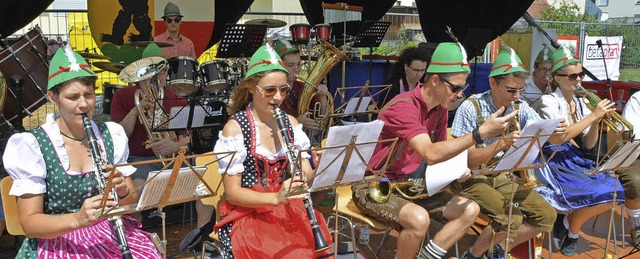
[451,90,541,148]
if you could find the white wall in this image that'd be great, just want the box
[598,0,640,19]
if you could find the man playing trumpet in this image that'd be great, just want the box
[450,49,561,259]
[352,42,515,259]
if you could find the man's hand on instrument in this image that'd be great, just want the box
[76,194,116,228]
[297,112,319,131]
[316,84,329,96]
[479,107,518,139]
[311,149,323,167]
[102,164,129,198]
[146,135,185,156]
[500,130,520,150]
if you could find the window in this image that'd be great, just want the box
[598,0,608,6]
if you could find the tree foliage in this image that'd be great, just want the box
[540,0,598,23]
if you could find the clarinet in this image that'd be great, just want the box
[82,114,134,259]
[272,104,329,252]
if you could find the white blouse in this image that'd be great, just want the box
[214,109,311,175]
[538,88,592,136]
[3,114,135,196]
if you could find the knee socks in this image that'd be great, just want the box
[422,240,446,259]
[628,208,640,228]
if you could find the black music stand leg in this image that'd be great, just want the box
[9,75,25,132]
[368,46,373,82]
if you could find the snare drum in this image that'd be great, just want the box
[0,27,49,127]
[167,56,198,94]
[200,60,230,92]
[290,24,312,45]
[313,24,332,42]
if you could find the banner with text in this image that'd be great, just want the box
[582,36,623,81]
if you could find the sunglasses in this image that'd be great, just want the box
[408,66,427,73]
[503,86,524,94]
[255,84,291,97]
[556,71,585,81]
[440,76,468,93]
[164,17,181,23]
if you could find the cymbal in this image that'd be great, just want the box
[119,56,167,83]
[93,62,126,74]
[78,52,110,60]
[131,41,175,48]
[245,18,287,28]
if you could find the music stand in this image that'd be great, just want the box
[352,21,390,82]
[283,120,398,257]
[474,119,563,255]
[592,139,640,259]
[94,148,236,258]
[332,82,392,123]
[216,24,267,59]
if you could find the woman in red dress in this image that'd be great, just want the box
[212,44,332,258]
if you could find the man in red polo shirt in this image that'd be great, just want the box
[352,42,516,259]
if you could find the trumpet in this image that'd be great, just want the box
[575,83,634,135]
[368,178,429,204]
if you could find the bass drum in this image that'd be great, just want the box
[191,97,228,154]
[0,27,49,127]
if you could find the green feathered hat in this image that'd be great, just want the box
[427,42,470,73]
[551,46,580,73]
[245,44,288,79]
[535,46,553,65]
[47,45,96,90]
[142,43,164,58]
[489,49,527,77]
[272,40,299,58]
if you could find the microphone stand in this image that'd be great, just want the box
[596,39,614,101]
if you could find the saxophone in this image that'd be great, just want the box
[82,114,133,259]
[134,75,178,161]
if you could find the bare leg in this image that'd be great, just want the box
[500,223,539,249]
[469,225,507,256]
[397,203,430,259]
[432,196,480,250]
[567,204,609,234]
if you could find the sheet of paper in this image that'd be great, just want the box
[168,106,206,129]
[137,166,206,210]
[343,96,372,115]
[598,140,640,171]
[425,150,468,195]
[310,120,384,191]
[494,119,561,172]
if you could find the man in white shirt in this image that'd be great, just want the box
[620,91,640,246]
[520,46,552,111]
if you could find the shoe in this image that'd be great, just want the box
[632,226,640,246]
[552,214,568,250]
[460,250,482,259]
[560,236,578,256]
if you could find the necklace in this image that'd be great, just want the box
[60,131,86,143]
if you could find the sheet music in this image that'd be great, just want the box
[425,150,469,195]
[310,120,384,191]
[494,119,561,171]
[168,106,206,129]
[137,166,206,210]
[343,96,371,115]
[597,140,640,171]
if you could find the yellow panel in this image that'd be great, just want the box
[502,32,533,71]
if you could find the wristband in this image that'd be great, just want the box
[117,186,130,199]
[472,127,484,145]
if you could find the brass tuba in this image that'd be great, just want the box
[119,57,178,162]
[297,40,350,142]
[575,83,634,135]
[368,178,429,204]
